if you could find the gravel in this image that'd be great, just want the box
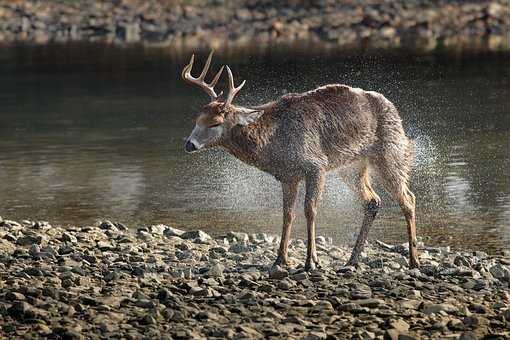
[1,0,510,52]
[0,218,509,339]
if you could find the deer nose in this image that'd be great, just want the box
[185,140,198,153]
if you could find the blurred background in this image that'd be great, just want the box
[0,0,509,253]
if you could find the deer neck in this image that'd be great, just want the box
[221,115,273,168]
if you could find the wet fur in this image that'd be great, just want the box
[222,84,413,182]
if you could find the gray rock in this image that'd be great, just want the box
[459,332,478,340]
[350,284,372,299]
[99,221,118,231]
[181,230,212,243]
[226,231,249,242]
[148,224,167,235]
[489,264,510,282]
[356,298,386,308]
[207,263,225,277]
[268,265,288,279]
[422,302,458,314]
[291,271,309,281]
[387,319,409,332]
[16,234,43,246]
[228,242,248,253]
[5,292,26,301]
[164,226,186,237]
[62,232,78,243]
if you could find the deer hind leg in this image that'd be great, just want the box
[273,179,299,268]
[304,168,326,271]
[372,145,420,268]
[340,164,381,267]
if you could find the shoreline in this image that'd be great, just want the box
[1,1,510,53]
[0,218,509,339]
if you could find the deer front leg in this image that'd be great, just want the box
[304,169,325,271]
[272,179,299,268]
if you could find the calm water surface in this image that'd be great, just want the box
[0,44,509,253]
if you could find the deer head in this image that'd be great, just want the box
[181,51,262,153]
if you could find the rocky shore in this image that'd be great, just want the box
[0,217,509,339]
[1,0,510,53]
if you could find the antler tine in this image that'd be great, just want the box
[198,50,213,80]
[181,54,195,81]
[224,65,246,106]
[210,65,224,88]
[181,50,223,100]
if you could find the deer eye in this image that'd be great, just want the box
[210,123,222,128]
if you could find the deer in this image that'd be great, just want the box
[181,51,420,271]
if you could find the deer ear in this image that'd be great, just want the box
[236,110,263,126]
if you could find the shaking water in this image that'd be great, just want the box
[0,45,509,253]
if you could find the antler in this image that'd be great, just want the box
[181,50,224,100]
[224,65,246,106]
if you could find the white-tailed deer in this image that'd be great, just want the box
[182,51,420,271]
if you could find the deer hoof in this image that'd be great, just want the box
[345,258,359,268]
[272,256,292,268]
[410,257,421,269]
[304,259,316,272]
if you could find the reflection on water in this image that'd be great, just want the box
[0,44,509,253]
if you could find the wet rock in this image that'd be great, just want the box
[164,226,185,237]
[448,318,465,331]
[422,302,458,315]
[0,218,508,338]
[16,234,43,246]
[291,271,308,281]
[8,301,44,321]
[5,292,26,301]
[350,284,372,299]
[268,265,288,279]
[357,298,386,308]
[181,230,212,243]
[99,221,118,231]
[229,242,249,253]
[62,232,78,243]
[387,319,410,332]
[207,263,225,277]
[489,264,510,282]
[226,231,249,242]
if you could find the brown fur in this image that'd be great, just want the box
[191,84,420,270]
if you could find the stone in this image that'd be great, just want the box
[62,232,78,243]
[207,263,225,277]
[489,264,510,282]
[226,231,249,242]
[229,242,248,253]
[304,331,327,340]
[164,226,186,237]
[422,303,458,314]
[5,292,26,301]
[459,332,478,340]
[356,298,385,308]
[291,271,309,281]
[16,234,43,245]
[181,230,212,243]
[278,278,295,290]
[500,309,510,321]
[350,284,372,299]
[99,221,117,230]
[268,265,288,279]
[7,301,43,320]
[388,319,409,332]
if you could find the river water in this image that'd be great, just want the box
[0,44,509,253]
